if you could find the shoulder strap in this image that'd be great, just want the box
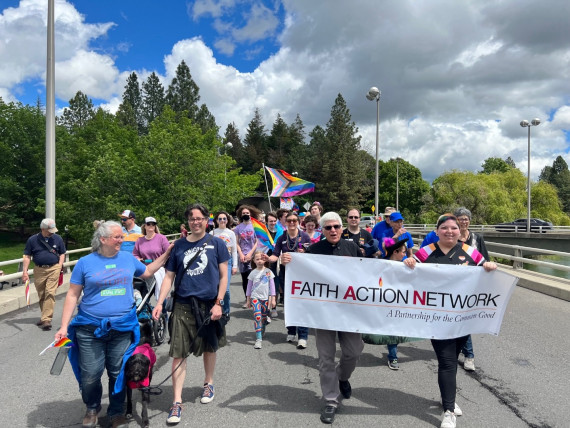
[37,233,59,256]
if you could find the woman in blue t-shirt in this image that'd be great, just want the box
[54,221,172,428]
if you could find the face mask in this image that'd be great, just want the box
[241,214,250,221]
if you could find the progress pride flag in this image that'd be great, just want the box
[284,253,518,340]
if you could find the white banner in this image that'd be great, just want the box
[284,253,518,340]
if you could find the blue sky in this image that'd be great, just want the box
[1,0,569,182]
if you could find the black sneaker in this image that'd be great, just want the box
[320,402,337,424]
[339,380,352,399]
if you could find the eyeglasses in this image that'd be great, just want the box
[120,218,128,222]
[323,224,342,231]
[286,219,298,223]
[107,235,124,241]
[348,216,360,220]
[145,222,156,226]
[188,217,206,223]
[217,218,227,222]
[457,218,470,222]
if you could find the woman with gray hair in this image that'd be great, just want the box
[54,221,172,428]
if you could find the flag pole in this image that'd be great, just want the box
[262,163,273,212]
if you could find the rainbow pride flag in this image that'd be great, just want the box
[24,279,30,306]
[39,337,73,356]
[251,217,274,250]
[265,167,315,197]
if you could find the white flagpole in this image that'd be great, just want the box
[262,163,273,212]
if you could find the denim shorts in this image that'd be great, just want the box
[169,302,226,358]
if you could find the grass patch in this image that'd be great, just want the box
[0,232,27,275]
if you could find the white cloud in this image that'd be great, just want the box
[0,0,115,101]
[190,0,236,20]
[55,50,121,100]
[231,3,279,43]
[2,0,569,185]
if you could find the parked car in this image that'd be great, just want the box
[494,218,553,233]
[359,215,375,228]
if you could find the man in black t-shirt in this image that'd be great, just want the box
[22,218,66,331]
[342,208,375,257]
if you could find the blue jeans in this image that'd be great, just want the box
[387,343,398,360]
[287,326,309,340]
[223,259,232,315]
[461,334,474,358]
[75,325,132,417]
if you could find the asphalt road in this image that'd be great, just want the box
[1,277,568,428]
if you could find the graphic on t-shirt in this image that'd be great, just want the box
[183,245,210,277]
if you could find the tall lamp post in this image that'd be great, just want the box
[396,157,401,212]
[218,142,233,188]
[520,118,540,232]
[366,87,381,222]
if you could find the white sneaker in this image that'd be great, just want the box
[297,339,307,349]
[254,339,262,349]
[454,403,462,416]
[286,334,296,342]
[441,410,456,428]
[464,357,475,371]
[266,316,272,324]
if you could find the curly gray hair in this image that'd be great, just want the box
[91,221,122,253]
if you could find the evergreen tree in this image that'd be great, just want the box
[115,101,138,131]
[266,114,289,168]
[195,103,218,133]
[286,114,309,175]
[315,94,365,211]
[224,122,244,169]
[165,60,200,120]
[120,72,145,134]
[242,108,267,173]
[505,156,516,168]
[58,91,94,131]
[142,72,165,125]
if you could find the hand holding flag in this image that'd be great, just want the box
[39,337,72,356]
[24,279,30,307]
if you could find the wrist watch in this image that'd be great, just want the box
[215,298,224,306]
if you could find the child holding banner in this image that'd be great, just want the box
[246,252,276,349]
[405,214,497,428]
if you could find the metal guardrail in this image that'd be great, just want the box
[405,224,570,233]
[0,233,180,285]
[2,232,570,284]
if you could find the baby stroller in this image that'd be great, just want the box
[133,276,167,346]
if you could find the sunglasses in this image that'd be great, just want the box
[217,218,227,222]
[286,219,298,223]
[348,216,360,219]
[145,222,156,226]
[323,224,342,231]
[120,218,129,222]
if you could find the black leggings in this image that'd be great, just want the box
[240,270,251,297]
[431,336,469,412]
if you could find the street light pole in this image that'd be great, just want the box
[366,87,381,222]
[396,157,401,212]
[520,118,541,232]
